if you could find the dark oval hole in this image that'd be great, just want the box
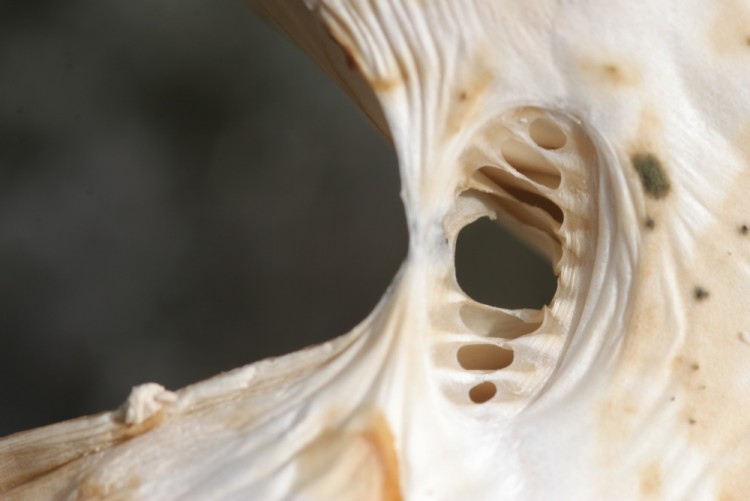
[455,217,557,309]
[469,381,497,404]
[457,344,513,370]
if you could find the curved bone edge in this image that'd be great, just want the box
[3,1,750,500]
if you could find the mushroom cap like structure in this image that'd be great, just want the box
[3,1,750,499]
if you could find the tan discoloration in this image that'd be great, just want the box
[443,65,495,140]
[733,123,750,168]
[61,415,164,499]
[321,14,407,95]
[667,164,750,456]
[599,63,639,86]
[639,462,661,497]
[0,409,167,496]
[596,134,750,485]
[597,393,640,450]
[370,75,407,93]
[709,1,750,53]
[635,108,662,143]
[74,474,140,501]
[295,410,402,500]
[320,12,405,116]
[601,139,750,492]
[579,58,640,87]
[362,413,402,501]
[717,454,750,501]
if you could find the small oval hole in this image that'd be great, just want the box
[529,118,567,150]
[457,344,514,370]
[469,381,497,403]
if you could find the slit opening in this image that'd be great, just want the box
[499,138,562,189]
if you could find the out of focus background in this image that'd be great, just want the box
[0,0,555,436]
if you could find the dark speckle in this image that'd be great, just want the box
[740,224,748,235]
[688,418,697,425]
[690,362,700,371]
[343,52,359,72]
[632,153,670,198]
[694,287,709,301]
[325,27,360,73]
[645,217,655,230]
[458,91,468,101]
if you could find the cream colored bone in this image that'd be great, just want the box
[2,1,750,499]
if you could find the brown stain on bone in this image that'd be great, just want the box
[0,408,167,495]
[597,393,640,451]
[443,64,495,140]
[639,462,661,498]
[601,108,750,495]
[717,452,750,501]
[322,18,405,94]
[75,473,140,501]
[295,409,402,500]
[361,413,402,501]
[599,63,639,86]
[709,0,750,54]
[579,58,640,87]
[733,123,750,172]
[64,412,168,499]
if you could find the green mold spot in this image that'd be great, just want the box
[632,153,670,198]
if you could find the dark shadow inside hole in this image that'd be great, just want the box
[500,184,564,225]
[478,167,564,225]
[455,217,557,309]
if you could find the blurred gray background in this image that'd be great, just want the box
[0,0,555,436]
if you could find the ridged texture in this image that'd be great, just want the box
[3,0,750,499]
